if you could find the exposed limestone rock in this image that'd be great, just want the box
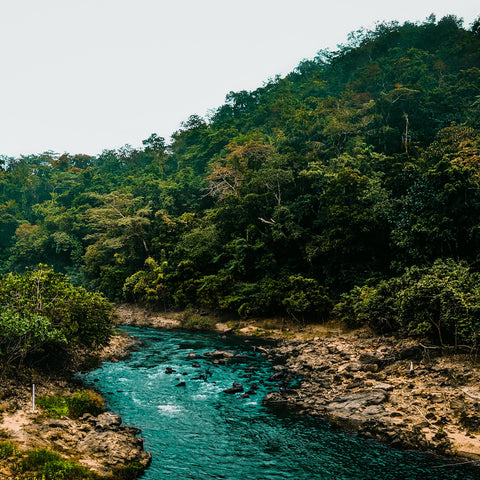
[6,407,152,477]
[262,331,480,462]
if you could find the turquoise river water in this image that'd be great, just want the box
[78,327,479,479]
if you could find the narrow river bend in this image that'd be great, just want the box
[78,327,479,479]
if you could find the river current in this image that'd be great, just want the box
[78,327,479,479]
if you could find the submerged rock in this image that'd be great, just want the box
[224,382,244,394]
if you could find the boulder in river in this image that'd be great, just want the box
[224,382,244,394]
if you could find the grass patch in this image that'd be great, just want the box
[36,390,104,419]
[0,440,17,459]
[183,316,215,330]
[17,448,96,480]
[179,310,216,331]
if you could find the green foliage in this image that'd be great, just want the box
[0,265,114,369]
[1,17,480,327]
[0,441,17,459]
[37,390,105,419]
[17,448,94,480]
[123,256,169,306]
[212,275,333,323]
[179,312,216,331]
[111,462,145,480]
[19,449,64,470]
[281,275,333,322]
[398,260,480,347]
[0,308,65,367]
[334,259,480,347]
[36,395,69,418]
[65,390,104,418]
[333,281,402,333]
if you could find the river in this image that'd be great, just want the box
[78,327,479,479]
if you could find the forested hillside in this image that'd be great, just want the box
[2,15,480,347]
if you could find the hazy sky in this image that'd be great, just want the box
[0,0,478,157]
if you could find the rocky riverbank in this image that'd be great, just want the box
[0,332,151,479]
[261,330,480,462]
[115,304,480,463]
[2,305,479,477]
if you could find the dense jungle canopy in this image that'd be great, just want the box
[2,15,480,348]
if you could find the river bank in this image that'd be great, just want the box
[1,304,479,478]
[262,331,480,462]
[116,305,480,464]
[0,332,151,479]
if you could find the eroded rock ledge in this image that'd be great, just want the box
[262,331,480,462]
[20,412,151,476]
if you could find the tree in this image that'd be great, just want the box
[0,266,114,370]
[334,259,480,348]
[83,192,152,297]
[123,256,169,307]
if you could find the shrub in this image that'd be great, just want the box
[333,279,402,332]
[36,396,69,418]
[281,275,333,322]
[0,309,66,369]
[18,448,94,480]
[19,448,63,471]
[195,274,232,309]
[66,390,104,418]
[179,311,216,331]
[111,462,145,480]
[334,259,480,347]
[233,275,333,322]
[0,441,17,459]
[37,390,104,419]
[0,265,114,369]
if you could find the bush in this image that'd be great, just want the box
[0,309,66,369]
[195,274,231,308]
[179,311,216,331]
[334,259,480,347]
[66,390,104,418]
[0,265,114,369]
[192,273,334,323]
[0,441,17,459]
[281,275,333,322]
[37,390,104,419]
[19,448,63,471]
[18,449,94,480]
[230,275,333,322]
[333,278,402,333]
[36,396,69,418]
[111,462,145,480]
[123,257,170,306]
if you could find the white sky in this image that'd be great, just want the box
[0,0,478,157]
